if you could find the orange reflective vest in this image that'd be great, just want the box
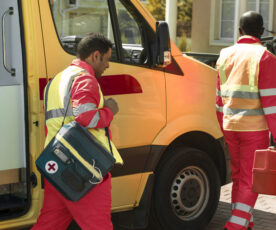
[216,38,268,131]
[44,65,123,164]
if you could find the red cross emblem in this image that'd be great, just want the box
[45,161,58,174]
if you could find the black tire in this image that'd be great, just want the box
[150,147,221,230]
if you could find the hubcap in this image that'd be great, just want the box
[170,166,210,220]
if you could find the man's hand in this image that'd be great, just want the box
[104,98,119,115]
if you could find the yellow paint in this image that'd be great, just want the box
[111,173,152,212]
[153,55,222,146]
[1,0,223,228]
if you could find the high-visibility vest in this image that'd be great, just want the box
[44,65,123,164]
[216,42,268,131]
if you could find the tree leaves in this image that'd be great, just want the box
[145,0,192,22]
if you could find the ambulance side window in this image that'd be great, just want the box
[115,0,149,65]
[49,0,118,60]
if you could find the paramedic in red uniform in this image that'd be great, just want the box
[32,33,123,230]
[216,11,276,230]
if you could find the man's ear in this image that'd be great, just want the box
[239,28,244,36]
[90,51,96,62]
[260,27,264,36]
[93,50,101,61]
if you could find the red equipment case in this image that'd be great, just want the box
[252,147,276,195]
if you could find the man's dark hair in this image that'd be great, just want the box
[240,11,264,38]
[77,33,113,60]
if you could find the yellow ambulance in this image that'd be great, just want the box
[0,0,230,229]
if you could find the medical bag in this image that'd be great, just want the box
[252,147,276,195]
[36,121,115,201]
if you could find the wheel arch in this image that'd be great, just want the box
[152,131,228,185]
[112,131,229,229]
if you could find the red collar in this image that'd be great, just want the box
[70,59,95,76]
[237,35,262,45]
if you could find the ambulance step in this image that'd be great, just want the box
[0,195,25,211]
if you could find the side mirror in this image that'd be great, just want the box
[155,21,172,67]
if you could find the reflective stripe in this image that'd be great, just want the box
[87,111,100,128]
[231,203,254,224]
[228,215,249,227]
[46,108,73,120]
[234,202,253,215]
[219,61,227,84]
[56,133,102,180]
[221,90,260,99]
[249,58,257,87]
[60,67,87,106]
[223,107,264,116]
[44,79,53,123]
[44,79,53,115]
[260,88,276,96]
[45,67,85,121]
[263,106,276,115]
[221,84,258,92]
[216,105,223,112]
[73,103,97,116]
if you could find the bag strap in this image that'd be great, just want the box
[61,95,71,127]
[61,83,114,156]
[105,127,113,156]
[44,78,53,124]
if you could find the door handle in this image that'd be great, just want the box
[2,7,15,76]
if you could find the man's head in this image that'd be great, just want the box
[77,33,113,78]
[239,11,264,39]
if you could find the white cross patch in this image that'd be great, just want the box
[45,161,58,174]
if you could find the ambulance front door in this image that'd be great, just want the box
[41,0,166,212]
[0,0,28,220]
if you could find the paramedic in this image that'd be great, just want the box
[216,11,276,230]
[32,33,123,230]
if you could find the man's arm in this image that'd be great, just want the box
[259,51,276,140]
[71,74,113,128]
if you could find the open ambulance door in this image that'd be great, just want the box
[0,0,30,221]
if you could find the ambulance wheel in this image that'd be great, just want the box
[150,147,221,230]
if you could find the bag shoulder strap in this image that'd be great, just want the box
[61,75,114,156]
[44,78,54,123]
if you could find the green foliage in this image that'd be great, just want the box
[145,0,166,20]
[145,0,193,22]
[177,0,192,22]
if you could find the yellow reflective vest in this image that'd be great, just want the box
[216,39,268,131]
[44,65,123,164]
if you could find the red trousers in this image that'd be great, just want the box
[223,130,269,230]
[32,173,112,230]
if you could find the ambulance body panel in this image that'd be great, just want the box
[0,0,230,229]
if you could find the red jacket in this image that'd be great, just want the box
[70,59,113,133]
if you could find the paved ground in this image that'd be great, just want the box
[23,183,276,230]
[206,183,276,230]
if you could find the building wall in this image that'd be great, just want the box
[191,0,223,54]
[191,0,276,54]
[273,2,276,32]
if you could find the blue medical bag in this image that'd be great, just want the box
[36,121,115,202]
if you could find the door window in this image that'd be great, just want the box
[49,0,117,60]
[115,0,148,65]
[248,0,270,36]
